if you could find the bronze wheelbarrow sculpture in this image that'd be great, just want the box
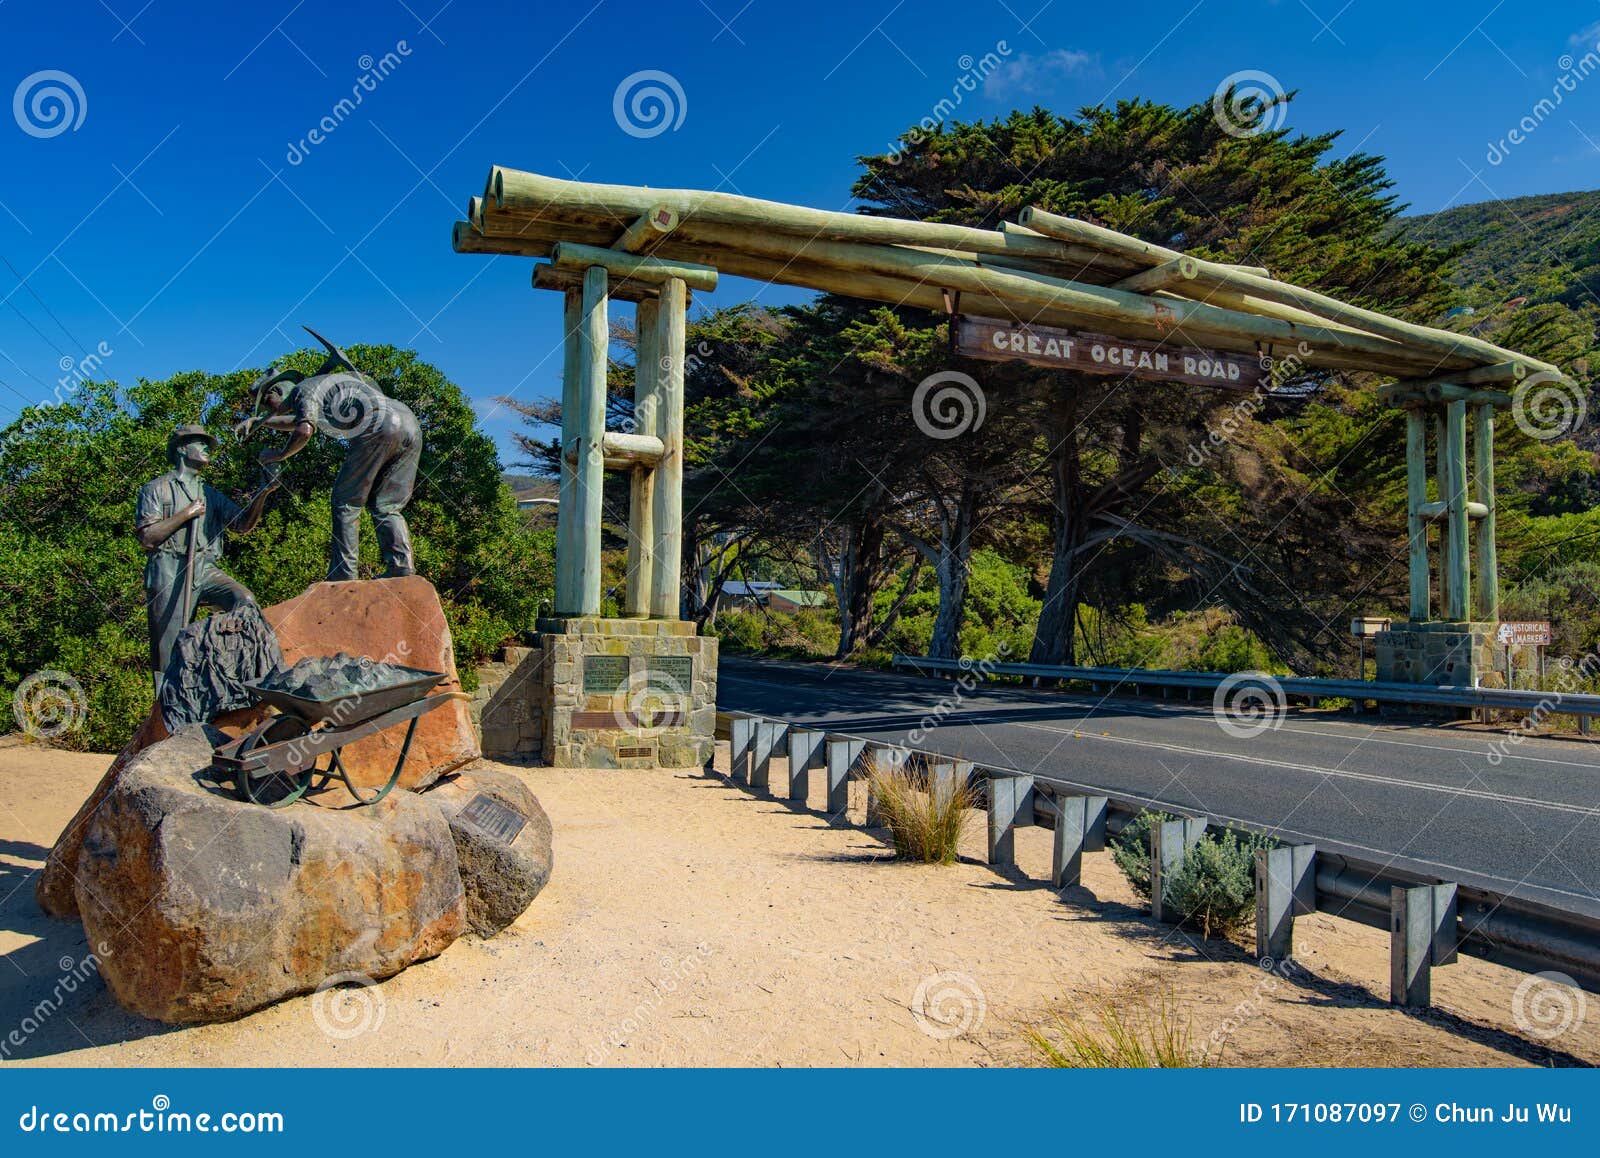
[213,667,461,808]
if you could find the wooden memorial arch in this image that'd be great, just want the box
[454,165,1563,686]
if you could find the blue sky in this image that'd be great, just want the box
[2,0,1598,465]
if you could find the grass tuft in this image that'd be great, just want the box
[864,753,976,864]
[1025,990,1213,1068]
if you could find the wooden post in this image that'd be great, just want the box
[649,277,686,619]
[1473,402,1498,624]
[573,265,608,616]
[1445,399,1470,622]
[1050,794,1108,888]
[1434,410,1450,617]
[1254,844,1316,961]
[1405,407,1430,621]
[554,290,582,615]
[625,299,660,617]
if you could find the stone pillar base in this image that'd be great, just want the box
[531,617,717,769]
[1374,621,1497,716]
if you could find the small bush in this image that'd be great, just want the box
[1111,809,1269,939]
[1025,990,1213,1068]
[864,754,975,864]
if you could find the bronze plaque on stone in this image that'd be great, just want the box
[459,793,526,845]
[648,656,694,692]
[583,655,631,694]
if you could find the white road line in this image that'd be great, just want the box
[993,720,1597,817]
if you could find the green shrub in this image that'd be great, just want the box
[1111,809,1269,939]
[709,609,835,659]
[864,754,974,864]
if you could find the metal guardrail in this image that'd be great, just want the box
[891,653,1600,729]
[712,709,1600,1008]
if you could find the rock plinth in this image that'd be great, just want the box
[72,731,553,1024]
[75,729,468,1023]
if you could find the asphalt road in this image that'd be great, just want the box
[717,656,1600,918]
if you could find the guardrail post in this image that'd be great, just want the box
[1050,794,1108,888]
[987,773,1035,869]
[1389,883,1459,1008]
[786,729,824,803]
[730,717,755,785]
[825,737,865,819]
[1255,844,1316,961]
[751,720,786,793]
[1149,817,1207,923]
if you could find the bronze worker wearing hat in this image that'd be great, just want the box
[135,425,279,693]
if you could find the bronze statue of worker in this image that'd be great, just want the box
[136,425,278,693]
[236,329,422,582]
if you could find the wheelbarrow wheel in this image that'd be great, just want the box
[235,715,316,808]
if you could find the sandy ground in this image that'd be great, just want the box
[0,737,1594,1067]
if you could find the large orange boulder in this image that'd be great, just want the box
[36,576,480,921]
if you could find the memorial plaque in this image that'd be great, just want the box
[648,656,694,692]
[583,655,631,694]
[459,793,527,845]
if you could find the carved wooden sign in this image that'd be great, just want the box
[955,316,1266,392]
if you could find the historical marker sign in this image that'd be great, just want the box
[955,317,1266,392]
[1496,621,1551,647]
[583,655,631,694]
